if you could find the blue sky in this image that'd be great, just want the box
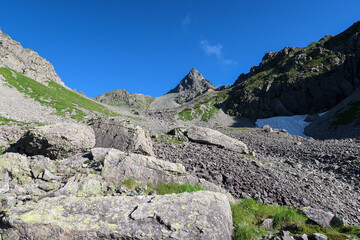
[0,1,359,97]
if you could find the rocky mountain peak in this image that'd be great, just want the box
[167,68,217,104]
[0,30,64,86]
[187,67,203,79]
[169,68,216,94]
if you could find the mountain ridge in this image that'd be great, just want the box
[0,29,64,86]
[93,88,154,110]
[224,21,360,119]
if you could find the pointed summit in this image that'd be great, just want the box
[187,68,204,78]
[168,68,217,104]
[169,68,216,94]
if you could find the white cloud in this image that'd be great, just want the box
[182,14,191,29]
[200,40,236,65]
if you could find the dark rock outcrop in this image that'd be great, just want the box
[225,21,360,118]
[305,90,360,139]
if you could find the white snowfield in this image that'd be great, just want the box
[256,115,310,138]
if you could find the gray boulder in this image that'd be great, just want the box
[309,233,328,240]
[29,155,59,180]
[294,234,308,240]
[301,207,340,228]
[261,218,274,230]
[16,123,96,160]
[100,148,186,184]
[0,181,9,194]
[52,174,106,198]
[262,124,273,133]
[185,126,249,154]
[0,153,32,185]
[280,231,295,240]
[0,193,17,209]
[3,191,232,239]
[88,118,155,156]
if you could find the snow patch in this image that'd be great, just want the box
[256,115,310,138]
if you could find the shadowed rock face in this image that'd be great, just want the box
[88,118,155,156]
[301,207,339,228]
[168,68,217,104]
[305,90,360,139]
[0,31,64,86]
[3,192,232,240]
[225,21,360,119]
[16,123,96,160]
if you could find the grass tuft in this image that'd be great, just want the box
[231,198,306,240]
[155,183,204,195]
[120,180,203,195]
[291,224,360,240]
[121,179,139,190]
[231,198,360,240]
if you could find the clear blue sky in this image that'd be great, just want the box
[0,1,359,97]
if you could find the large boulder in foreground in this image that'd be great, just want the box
[16,123,95,160]
[3,192,232,240]
[185,126,249,154]
[99,148,186,184]
[88,118,154,156]
[93,148,234,202]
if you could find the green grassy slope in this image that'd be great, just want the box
[93,89,155,110]
[177,90,229,122]
[231,198,360,240]
[0,68,118,121]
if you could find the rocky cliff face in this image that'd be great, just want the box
[224,21,360,119]
[0,29,64,86]
[168,68,217,104]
